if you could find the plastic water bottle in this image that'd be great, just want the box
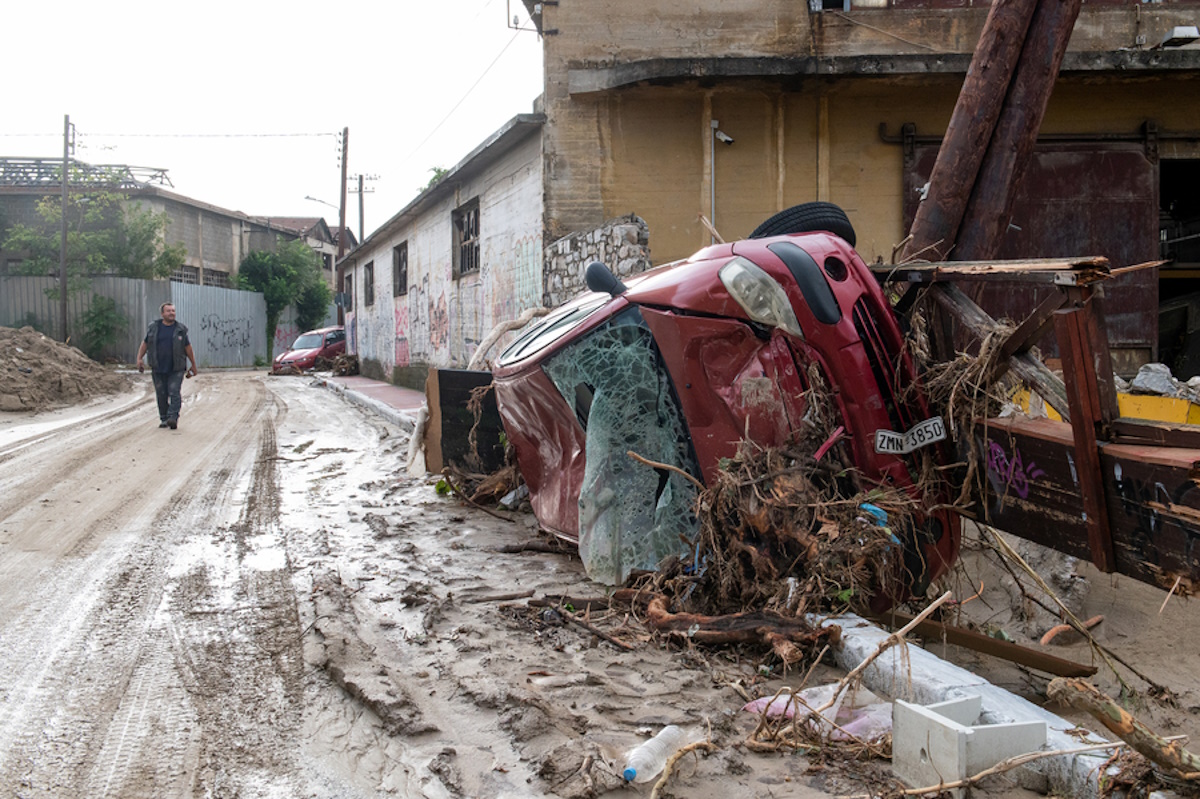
[622,725,686,783]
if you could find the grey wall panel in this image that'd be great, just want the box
[171,282,267,368]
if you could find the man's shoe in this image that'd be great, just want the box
[159,421,169,428]
[168,418,178,430]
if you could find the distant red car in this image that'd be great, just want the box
[492,203,959,599]
[274,326,345,371]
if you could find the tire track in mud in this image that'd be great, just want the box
[0,375,277,798]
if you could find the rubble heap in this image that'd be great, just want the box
[0,326,132,411]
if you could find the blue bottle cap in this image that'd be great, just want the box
[623,767,637,782]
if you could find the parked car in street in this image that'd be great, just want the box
[273,326,346,371]
[492,203,959,600]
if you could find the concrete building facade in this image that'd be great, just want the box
[339,115,545,384]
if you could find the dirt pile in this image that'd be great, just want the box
[0,326,133,411]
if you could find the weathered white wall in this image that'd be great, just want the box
[345,131,543,381]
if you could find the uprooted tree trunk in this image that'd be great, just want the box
[1047,678,1200,779]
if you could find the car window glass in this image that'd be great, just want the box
[293,334,323,349]
[498,295,608,365]
[542,306,699,585]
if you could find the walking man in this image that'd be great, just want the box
[135,303,198,429]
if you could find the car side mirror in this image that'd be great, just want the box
[585,261,626,297]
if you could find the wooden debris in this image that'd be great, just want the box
[1047,678,1200,780]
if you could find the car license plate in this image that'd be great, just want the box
[874,417,947,455]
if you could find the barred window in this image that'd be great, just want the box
[203,270,233,288]
[393,242,408,296]
[364,261,375,306]
[170,265,200,284]
[452,199,480,278]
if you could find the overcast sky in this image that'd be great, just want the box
[6,0,544,240]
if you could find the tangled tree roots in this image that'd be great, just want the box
[670,438,918,620]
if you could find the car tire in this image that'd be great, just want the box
[749,201,857,247]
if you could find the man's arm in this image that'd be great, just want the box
[136,341,147,373]
[185,344,198,377]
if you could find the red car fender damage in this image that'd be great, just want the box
[492,228,960,599]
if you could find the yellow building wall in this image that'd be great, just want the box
[593,74,1200,268]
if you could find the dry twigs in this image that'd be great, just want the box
[649,740,719,799]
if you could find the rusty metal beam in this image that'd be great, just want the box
[1112,419,1200,449]
[903,0,1038,262]
[871,610,1098,678]
[976,417,1200,593]
[1054,295,1117,572]
[997,289,1069,364]
[874,257,1111,285]
[955,0,1085,260]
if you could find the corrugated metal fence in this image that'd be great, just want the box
[2,276,335,367]
[170,281,268,368]
[0,276,343,368]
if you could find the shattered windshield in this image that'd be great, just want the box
[543,307,701,585]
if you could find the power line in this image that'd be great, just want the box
[405,30,523,162]
[0,131,336,139]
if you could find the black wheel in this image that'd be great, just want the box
[749,201,856,247]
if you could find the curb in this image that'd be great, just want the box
[316,378,417,433]
[817,613,1123,798]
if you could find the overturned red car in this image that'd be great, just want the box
[492,203,958,598]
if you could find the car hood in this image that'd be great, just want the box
[276,347,320,363]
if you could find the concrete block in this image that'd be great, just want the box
[893,695,1046,798]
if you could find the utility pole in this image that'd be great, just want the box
[338,127,349,260]
[350,174,378,244]
[59,114,71,343]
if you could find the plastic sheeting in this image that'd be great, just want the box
[544,307,699,585]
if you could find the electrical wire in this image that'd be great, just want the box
[404,30,524,162]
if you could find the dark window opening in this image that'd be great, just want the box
[453,199,480,278]
[393,242,408,297]
[343,274,354,312]
[363,262,375,306]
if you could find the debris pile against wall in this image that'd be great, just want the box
[0,326,133,411]
[543,214,651,308]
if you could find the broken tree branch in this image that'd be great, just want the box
[1047,678,1200,779]
[650,740,719,799]
[466,306,551,370]
[626,450,706,491]
[816,590,953,717]
[559,603,636,651]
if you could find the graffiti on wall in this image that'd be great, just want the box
[490,233,543,325]
[1112,461,1200,567]
[200,314,253,352]
[985,438,1047,501]
[395,303,410,367]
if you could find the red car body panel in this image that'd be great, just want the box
[492,230,960,596]
[274,326,346,370]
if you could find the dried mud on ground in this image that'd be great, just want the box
[0,326,133,411]
[2,372,1199,798]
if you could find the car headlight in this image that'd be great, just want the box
[719,256,804,339]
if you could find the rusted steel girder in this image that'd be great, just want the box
[903,0,1038,263]
[955,0,1084,260]
[975,417,1200,593]
[1054,287,1119,571]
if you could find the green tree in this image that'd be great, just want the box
[422,166,448,193]
[238,238,329,360]
[2,170,186,295]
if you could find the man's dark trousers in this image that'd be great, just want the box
[151,370,185,423]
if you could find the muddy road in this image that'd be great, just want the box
[4,370,1196,799]
[0,372,836,799]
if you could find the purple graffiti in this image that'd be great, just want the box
[986,440,1047,500]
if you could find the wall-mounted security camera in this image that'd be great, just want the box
[714,130,735,145]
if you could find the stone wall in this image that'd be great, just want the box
[543,214,651,309]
